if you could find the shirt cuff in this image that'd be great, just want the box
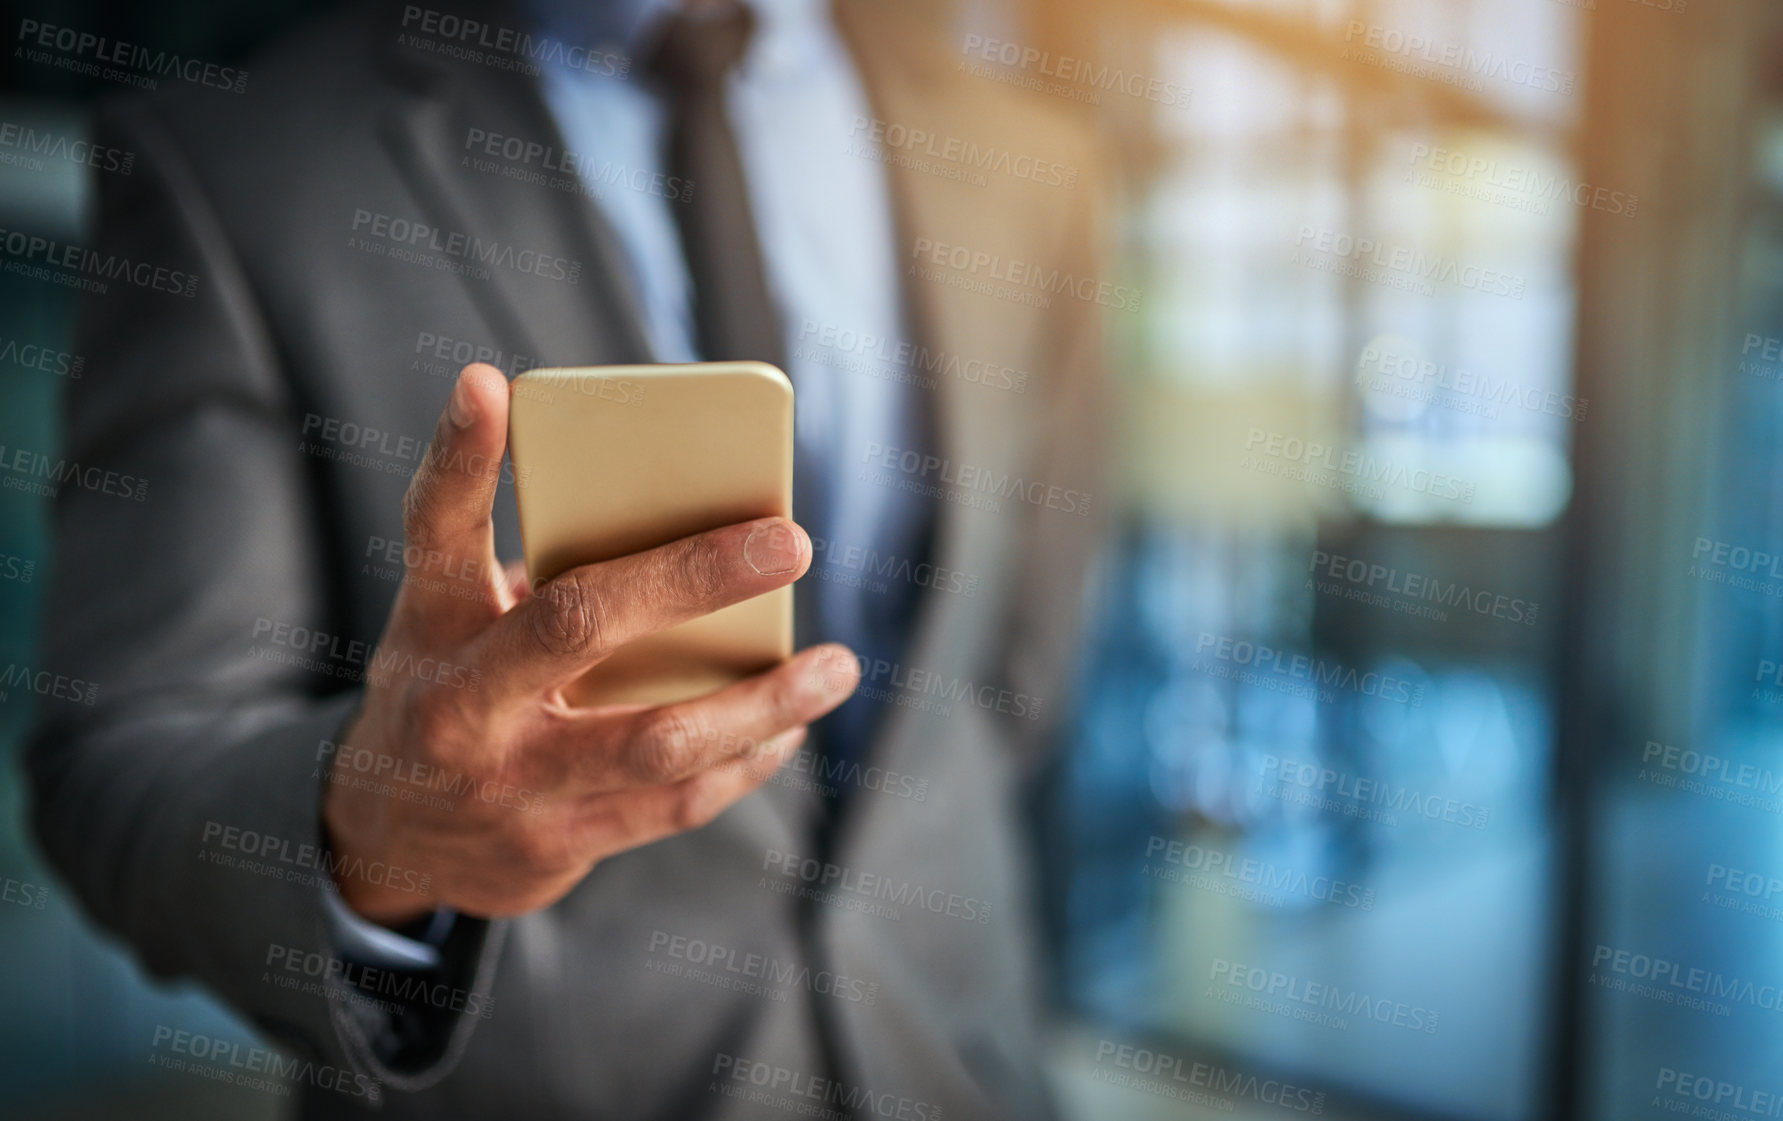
[321,884,456,970]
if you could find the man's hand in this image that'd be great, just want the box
[322,364,858,925]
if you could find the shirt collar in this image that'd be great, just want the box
[521,0,835,76]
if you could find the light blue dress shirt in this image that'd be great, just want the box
[327,0,928,968]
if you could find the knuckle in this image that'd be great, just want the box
[670,778,724,832]
[511,822,569,870]
[531,573,607,658]
[630,708,708,784]
[405,682,464,751]
[671,535,730,603]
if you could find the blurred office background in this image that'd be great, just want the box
[1,0,1776,1118]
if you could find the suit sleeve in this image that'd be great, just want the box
[23,96,503,1097]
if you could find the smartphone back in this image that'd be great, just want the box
[508,362,793,707]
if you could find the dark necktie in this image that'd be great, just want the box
[645,2,835,664]
[644,3,786,370]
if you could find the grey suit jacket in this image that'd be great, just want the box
[25,1,1108,1117]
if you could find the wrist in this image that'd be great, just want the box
[321,735,437,928]
[331,873,437,928]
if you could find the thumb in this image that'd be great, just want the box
[397,363,511,617]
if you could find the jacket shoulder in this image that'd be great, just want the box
[92,1,398,177]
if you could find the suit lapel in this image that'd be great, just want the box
[835,0,1042,516]
[371,11,656,369]
[833,0,1047,704]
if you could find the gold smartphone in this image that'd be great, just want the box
[508,362,794,708]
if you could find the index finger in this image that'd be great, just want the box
[471,516,811,704]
